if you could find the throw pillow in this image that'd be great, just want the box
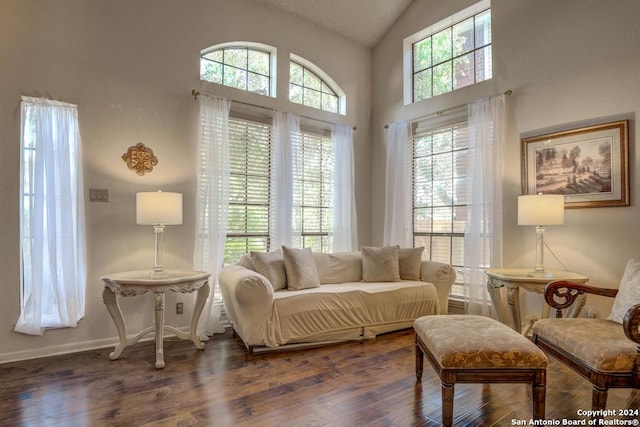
[282,246,321,291]
[250,249,287,291]
[238,253,255,270]
[361,245,401,282]
[314,251,363,284]
[607,258,640,324]
[399,247,424,280]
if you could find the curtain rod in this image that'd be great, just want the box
[191,90,356,131]
[384,89,512,129]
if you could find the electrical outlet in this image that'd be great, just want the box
[176,302,183,314]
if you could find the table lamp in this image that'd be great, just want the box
[517,193,564,277]
[136,191,183,279]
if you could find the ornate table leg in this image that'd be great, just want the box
[190,280,210,349]
[486,277,506,324]
[102,287,128,360]
[154,292,166,369]
[506,285,521,333]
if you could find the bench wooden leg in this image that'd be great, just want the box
[415,338,424,382]
[441,381,454,427]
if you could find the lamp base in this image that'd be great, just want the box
[149,225,168,280]
[528,225,551,279]
[527,270,553,279]
[149,270,169,280]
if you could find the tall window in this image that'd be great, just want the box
[17,97,86,335]
[293,131,334,252]
[413,120,468,296]
[200,43,276,97]
[223,118,336,262]
[404,0,491,104]
[224,117,272,264]
[289,54,345,115]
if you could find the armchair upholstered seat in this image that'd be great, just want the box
[532,280,640,416]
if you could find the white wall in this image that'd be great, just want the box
[0,0,372,362]
[372,0,640,319]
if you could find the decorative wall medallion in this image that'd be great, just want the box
[122,142,158,176]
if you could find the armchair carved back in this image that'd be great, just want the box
[544,280,617,318]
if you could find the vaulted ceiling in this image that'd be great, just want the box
[251,0,414,48]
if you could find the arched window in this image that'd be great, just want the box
[200,42,277,97]
[289,54,345,115]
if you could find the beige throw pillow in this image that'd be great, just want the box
[607,258,640,324]
[250,249,287,291]
[361,246,401,282]
[238,253,255,270]
[399,247,424,280]
[314,251,362,284]
[282,246,321,290]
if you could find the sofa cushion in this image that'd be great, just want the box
[282,246,321,291]
[313,251,362,284]
[361,246,401,282]
[269,281,438,347]
[399,247,424,280]
[608,258,640,324]
[250,249,287,291]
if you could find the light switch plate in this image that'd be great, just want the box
[89,188,109,202]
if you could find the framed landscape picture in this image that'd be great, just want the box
[521,120,629,208]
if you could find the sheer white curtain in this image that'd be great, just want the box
[464,94,505,316]
[331,124,358,252]
[193,95,231,335]
[270,111,301,248]
[16,96,86,335]
[383,120,412,247]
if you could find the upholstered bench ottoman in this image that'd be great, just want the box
[413,315,548,426]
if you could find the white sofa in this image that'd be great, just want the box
[218,247,456,352]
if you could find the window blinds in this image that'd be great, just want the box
[412,120,468,295]
[223,116,335,262]
[224,117,272,264]
[294,131,334,252]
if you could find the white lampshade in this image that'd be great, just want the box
[517,194,565,226]
[136,191,183,225]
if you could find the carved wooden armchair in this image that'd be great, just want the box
[532,280,640,416]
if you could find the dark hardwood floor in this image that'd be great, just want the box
[1,328,638,426]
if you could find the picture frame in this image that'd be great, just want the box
[521,120,629,208]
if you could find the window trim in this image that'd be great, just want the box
[403,0,491,105]
[200,41,278,98]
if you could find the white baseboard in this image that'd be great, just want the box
[0,326,191,365]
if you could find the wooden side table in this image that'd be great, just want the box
[486,268,589,335]
[101,270,211,369]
